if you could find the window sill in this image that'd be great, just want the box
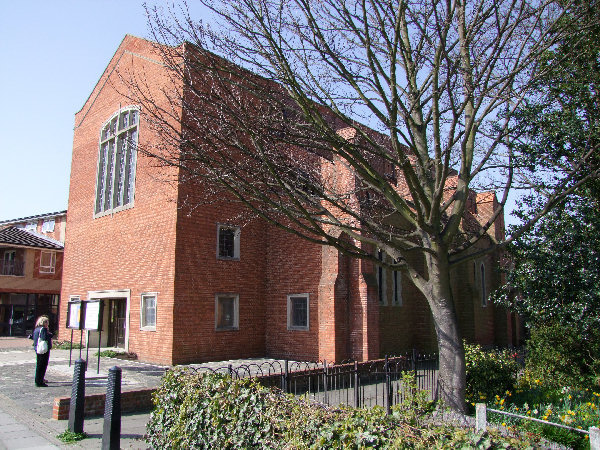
[94,202,135,219]
[216,327,239,331]
[287,326,309,331]
[217,256,240,261]
[140,326,156,332]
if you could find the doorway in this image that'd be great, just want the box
[108,299,126,348]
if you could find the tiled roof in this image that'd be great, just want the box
[0,227,64,250]
[0,210,67,226]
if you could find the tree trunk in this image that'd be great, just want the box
[426,251,466,413]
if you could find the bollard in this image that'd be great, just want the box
[590,426,600,450]
[102,366,122,450]
[475,403,487,433]
[68,358,86,433]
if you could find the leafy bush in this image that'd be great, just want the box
[147,368,535,449]
[465,342,519,409]
[391,372,436,426]
[56,430,88,443]
[525,323,600,391]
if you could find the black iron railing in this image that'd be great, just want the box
[186,351,439,413]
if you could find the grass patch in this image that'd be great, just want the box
[94,350,137,360]
[52,341,83,350]
[57,430,88,443]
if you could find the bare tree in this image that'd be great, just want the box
[128,0,599,411]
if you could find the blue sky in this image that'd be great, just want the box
[0,1,208,222]
[0,1,520,225]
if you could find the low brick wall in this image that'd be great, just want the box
[53,388,155,420]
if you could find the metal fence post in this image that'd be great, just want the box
[590,427,600,450]
[412,348,417,381]
[476,403,487,433]
[385,355,391,415]
[354,361,360,408]
[282,359,289,393]
[323,360,328,405]
[68,358,86,433]
[102,366,122,450]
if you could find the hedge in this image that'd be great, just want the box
[146,368,536,449]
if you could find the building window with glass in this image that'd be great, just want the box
[140,293,157,330]
[42,219,55,232]
[39,251,56,274]
[95,108,139,216]
[217,224,240,259]
[287,294,309,330]
[215,294,239,330]
[480,263,487,306]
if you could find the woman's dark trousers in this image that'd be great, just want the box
[35,352,50,386]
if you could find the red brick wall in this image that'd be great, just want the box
[171,193,269,364]
[59,36,183,365]
[265,224,322,361]
[59,35,513,367]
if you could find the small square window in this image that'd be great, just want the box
[215,294,239,330]
[25,222,36,232]
[287,294,309,330]
[42,219,55,233]
[141,293,157,330]
[217,224,240,259]
[39,251,56,274]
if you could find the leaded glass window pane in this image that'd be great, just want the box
[95,108,139,215]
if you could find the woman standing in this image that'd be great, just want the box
[33,315,53,387]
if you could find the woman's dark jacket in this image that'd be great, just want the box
[33,326,53,351]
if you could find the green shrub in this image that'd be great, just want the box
[56,430,88,443]
[525,323,600,391]
[391,372,436,426]
[465,342,519,409]
[147,368,536,449]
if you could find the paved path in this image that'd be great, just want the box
[0,337,293,449]
[0,339,162,449]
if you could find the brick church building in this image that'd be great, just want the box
[59,35,519,365]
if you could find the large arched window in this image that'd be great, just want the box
[95,107,139,216]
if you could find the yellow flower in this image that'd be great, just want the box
[502,422,506,426]
[500,399,505,405]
